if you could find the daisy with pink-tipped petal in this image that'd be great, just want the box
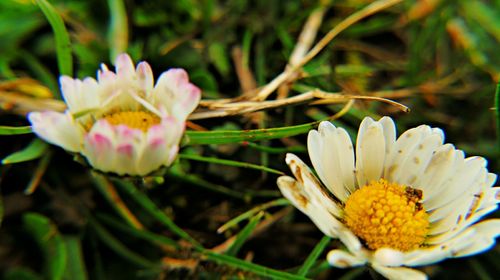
[29,53,201,176]
[277,116,500,280]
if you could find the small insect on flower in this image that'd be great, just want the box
[29,53,201,176]
[277,116,500,280]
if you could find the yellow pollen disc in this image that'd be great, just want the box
[344,179,429,251]
[103,111,160,132]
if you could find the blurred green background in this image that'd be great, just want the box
[0,0,499,279]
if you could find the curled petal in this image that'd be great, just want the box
[327,249,366,268]
[28,111,84,152]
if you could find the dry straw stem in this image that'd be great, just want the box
[253,0,404,102]
[190,90,409,120]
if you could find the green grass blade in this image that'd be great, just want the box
[179,153,284,175]
[0,125,32,135]
[244,142,306,154]
[166,169,280,200]
[183,120,321,145]
[23,213,67,280]
[2,139,48,164]
[96,213,179,249]
[63,236,88,280]
[89,218,159,269]
[226,212,264,257]
[114,179,203,249]
[217,198,289,233]
[35,0,73,78]
[202,250,307,280]
[297,235,331,276]
[107,0,128,60]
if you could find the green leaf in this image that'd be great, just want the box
[183,120,322,145]
[23,213,67,280]
[0,125,32,135]
[35,0,73,78]
[63,236,88,280]
[2,139,48,165]
[226,212,264,256]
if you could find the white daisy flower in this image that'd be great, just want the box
[28,53,201,176]
[277,116,500,280]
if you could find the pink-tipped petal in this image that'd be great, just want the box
[153,68,201,121]
[28,111,84,152]
[136,61,154,94]
[115,53,135,78]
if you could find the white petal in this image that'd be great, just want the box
[418,149,456,204]
[356,118,386,187]
[60,76,100,114]
[394,131,444,186]
[402,246,450,266]
[425,156,485,211]
[453,219,500,257]
[428,165,487,223]
[384,125,432,182]
[327,249,366,268]
[373,248,405,267]
[379,116,397,154]
[308,123,351,201]
[115,53,135,78]
[28,111,84,152]
[427,205,498,244]
[136,61,154,94]
[372,264,427,280]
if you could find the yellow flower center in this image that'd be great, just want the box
[103,111,160,132]
[344,179,429,251]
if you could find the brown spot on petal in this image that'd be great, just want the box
[413,157,420,164]
[288,180,309,209]
[387,165,398,178]
[418,144,424,150]
[406,132,413,138]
